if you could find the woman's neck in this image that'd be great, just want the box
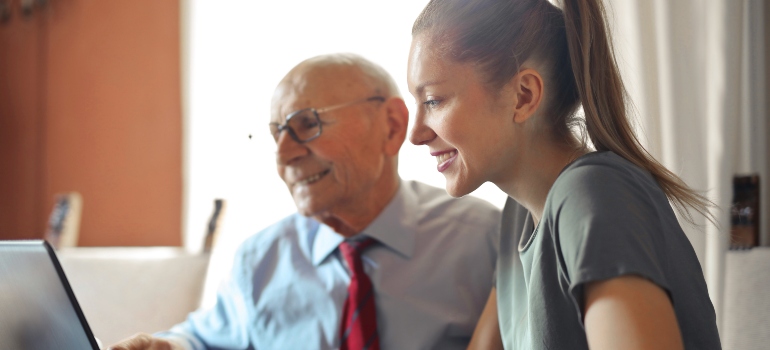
[497,138,587,227]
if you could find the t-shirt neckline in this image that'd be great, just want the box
[517,151,608,252]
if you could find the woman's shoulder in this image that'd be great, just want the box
[555,151,659,192]
[547,151,669,215]
[564,151,652,179]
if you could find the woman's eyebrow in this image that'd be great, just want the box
[413,80,446,95]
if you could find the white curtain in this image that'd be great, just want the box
[607,0,768,336]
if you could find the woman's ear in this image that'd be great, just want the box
[382,97,409,156]
[510,68,544,124]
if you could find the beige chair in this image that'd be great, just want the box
[723,247,770,350]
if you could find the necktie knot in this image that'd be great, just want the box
[339,237,376,268]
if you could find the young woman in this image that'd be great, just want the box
[406,0,721,349]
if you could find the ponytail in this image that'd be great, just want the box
[561,0,713,224]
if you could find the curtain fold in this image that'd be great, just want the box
[607,0,767,337]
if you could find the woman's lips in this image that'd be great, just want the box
[431,150,458,173]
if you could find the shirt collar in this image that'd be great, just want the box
[311,180,418,266]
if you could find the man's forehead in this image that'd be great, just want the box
[272,65,370,115]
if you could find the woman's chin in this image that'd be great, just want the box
[444,180,477,198]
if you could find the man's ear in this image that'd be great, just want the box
[510,68,544,124]
[382,97,409,156]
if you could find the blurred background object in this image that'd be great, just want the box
[44,191,82,249]
[0,0,182,247]
[201,198,224,253]
[731,175,760,249]
[0,0,11,24]
[723,247,770,350]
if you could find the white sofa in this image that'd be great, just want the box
[57,247,210,346]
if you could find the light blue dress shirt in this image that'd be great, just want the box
[160,180,500,350]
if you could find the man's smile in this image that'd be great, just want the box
[293,168,331,187]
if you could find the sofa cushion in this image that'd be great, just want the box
[57,247,209,346]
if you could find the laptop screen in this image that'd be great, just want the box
[0,241,99,350]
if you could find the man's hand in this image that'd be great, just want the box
[107,333,183,350]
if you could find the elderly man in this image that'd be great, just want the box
[110,53,500,350]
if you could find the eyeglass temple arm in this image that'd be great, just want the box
[315,96,386,114]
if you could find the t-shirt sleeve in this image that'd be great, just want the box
[550,163,671,323]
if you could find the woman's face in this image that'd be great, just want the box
[407,33,519,197]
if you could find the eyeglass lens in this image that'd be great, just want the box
[270,109,321,143]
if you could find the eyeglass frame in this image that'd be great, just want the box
[270,95,386,144]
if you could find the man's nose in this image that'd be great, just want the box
[408,111,436,146]
[276,130,309,165]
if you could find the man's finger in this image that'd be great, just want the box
[107,333,169,350]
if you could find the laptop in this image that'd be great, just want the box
[0,240,100,350]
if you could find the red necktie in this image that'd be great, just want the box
[338,238,380,350]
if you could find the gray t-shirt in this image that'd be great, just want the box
[497,151,720,349]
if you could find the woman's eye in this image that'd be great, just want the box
[423,99,440,108]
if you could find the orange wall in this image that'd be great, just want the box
[0,0,182,246]
[0,3,44,241]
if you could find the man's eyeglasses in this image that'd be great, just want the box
[270,96,385,144]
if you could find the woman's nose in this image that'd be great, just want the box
[408,111,436,146]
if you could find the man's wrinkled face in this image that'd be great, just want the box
[271,66,389,217]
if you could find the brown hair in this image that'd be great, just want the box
[413,0,713,224]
